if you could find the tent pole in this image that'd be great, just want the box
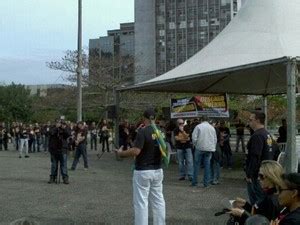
[114,89,120,148]
[286,58,297,173]
[263,95,268,129]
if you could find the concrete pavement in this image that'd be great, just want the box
[0,145,247,225]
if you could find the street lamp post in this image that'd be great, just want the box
[77,0,83,122]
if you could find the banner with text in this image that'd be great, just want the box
[170,94,229,118]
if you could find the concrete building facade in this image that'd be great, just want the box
[134,0,243,83]
[89,23,135,83]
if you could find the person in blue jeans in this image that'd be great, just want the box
[191,117,217,188]
[174,119,193,181]
[211,121,222,185]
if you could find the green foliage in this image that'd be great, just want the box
[0,83,32,122]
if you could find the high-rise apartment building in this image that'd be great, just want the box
[135,0,243,83]
[89,22,135,83]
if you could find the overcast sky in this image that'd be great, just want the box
[0,0,134,85]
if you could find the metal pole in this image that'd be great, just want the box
[263,95,268,129]
[286,58,297,173]
[77,0,83,122]
[114,89,120,148]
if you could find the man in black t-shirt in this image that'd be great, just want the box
[115,108,166,225]
[246,111,273,206]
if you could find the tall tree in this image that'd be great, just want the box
[46,49,134,109]
[0,83,32,122]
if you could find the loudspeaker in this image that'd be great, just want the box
[107,105,116,119]
[162,107,170,120]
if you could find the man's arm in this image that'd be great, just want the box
[245,135,263,180]
[213,129,217,146]
[192,126,199,145]
[116,146,141,158]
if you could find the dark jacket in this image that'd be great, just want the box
[245,128,273,179]
[279,207,300,225]
[49,126,71,154]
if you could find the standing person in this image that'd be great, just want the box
[43,121,51,152]
[89,121,97,151]
[119,120,130,150]
[28,125,36,153]
[0,125,9,151]
[71,121,88,170]
[15,124,20,151]
[100,119,110,152]
[174,118,193,181]
[211,121,222,185]
[219,120,233,169]
[191,116,217,188]
[0,125,3,151]
[34,123,41,152]
[245,111,274,206]
[277,119,287,143]
[48,121,71,184]
[115,108,166,225]
[235,119,246,152]
[19,124,29,158]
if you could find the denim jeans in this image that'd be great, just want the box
[177,148,193,178]
[211,160,220,183]
[44,136,49,152]
[15,137,19,151]
[19,138,29,156]
[71,143,88,169]
[221,150,233,168]
[50,153,68,178]
[90,134,97,150]
[192,150,212,187]
[133,169,165,225]
[102,137,109,152]
[29,138,36,152]
[236,135,245,152]
[36,137,41,152]
[247,178,265,205]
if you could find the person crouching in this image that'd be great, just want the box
[48,120,71,184]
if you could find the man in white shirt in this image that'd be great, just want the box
[191,116,217,188]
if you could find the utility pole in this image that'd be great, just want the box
[77,0,83,122]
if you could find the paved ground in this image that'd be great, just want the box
[0,144,248,225]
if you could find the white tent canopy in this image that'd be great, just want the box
[118,0,300,172]
[122,0,300,94]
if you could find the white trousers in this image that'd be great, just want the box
[133,169,166,225]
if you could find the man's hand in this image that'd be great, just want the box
[270,219,279,225]
[233,197,246,208]
[245,177,252,183]
[228,208,244,217]
[114,146,124,156]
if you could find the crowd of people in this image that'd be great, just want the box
[116,109,299,225]
[0,119,116,185]
[0,109,298,225]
